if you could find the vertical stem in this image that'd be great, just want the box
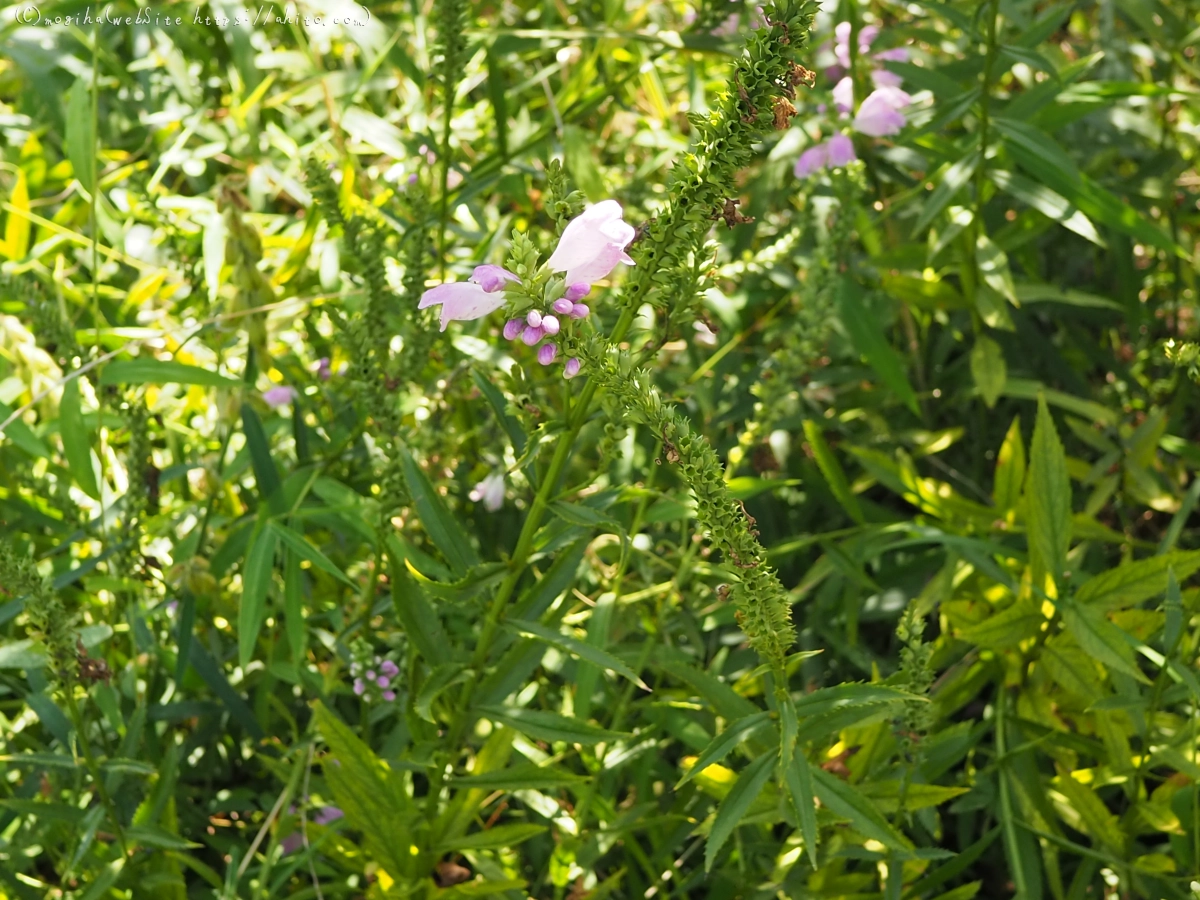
[65,686,128,857]
[972,0,1001,246]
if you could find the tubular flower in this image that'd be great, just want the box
[470,264,520,293]
[263,386,298,408]
[853,87,910,136]
[825,133,857,166]
[469,472,506,511]
[794,143,828,177]
[546,199,636,286]
[419,281,509,331]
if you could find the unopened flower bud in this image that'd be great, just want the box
[569,303,590,319]
[564,358,582,379]
[526,310,543,328]
[522,326,544,346]
[503,319,523,340]
[537,343,558,365]
[541,315,560,336]
[565,282,591,301]
[552,297,574,315]
[382,690,396,701]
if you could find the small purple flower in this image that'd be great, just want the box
[546,200,636,286]
[469,472,506,511]
[382,690,396,702]
[376,676,391,688]
[826,134,858,167]
[537,343,558,365]
[503,319,524,340]
[314,357,332,381]
[522,326,544,346]
[365,670,375,681]
[569,303,590,320]
[262,386,298,409]
[470,265,520,293]
[552,297,574,315]
[541,315,560,336]
[407,173,418,185]
[853,88,909,137]
[526,309,543,328]
[353,678,365,696]
[564,358,581,379]
[380,660,399,677]
[795,144,828,178]
[565,282,591,302]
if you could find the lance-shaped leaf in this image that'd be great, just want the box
[811,766,911,850]
[677,712,771,789]
[1026,395,1071,590]
[506,617,648,690]
[475,706,628,745]
[237,523,277,668]
[705,750,777,871]
[1060,600,1150,684]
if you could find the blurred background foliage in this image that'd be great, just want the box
[0,0,1199,898]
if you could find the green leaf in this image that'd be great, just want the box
[0,399,50,458]
[563,123,606,201]
[780,700,818,866]
[237,523,277,668]
[283,547,305,663]
[398,447,479,576]
[434,822,546,854]
[975,235,1017,305]
[1061,601,1150,684]
[475,706,629,745]
[970,335,1007,409]
[416,663,472,723]
[472,368,525,453]
[791,683,926,718]
[1165,568,1182,657]
[451,763,588,791]
[1014,281,1121,309]
[913,148,980,235]
[802,421,864,524]
[677,712,771,788]
[991,170,1105,247]
[811,766,911,850]
[436,879,528,899]
[993,416,1025,512]
[1026,395,1071,589]
[241,404,284,515]
[66,78,95,194]
[269,521,355,588]
[59,378,100,500]
[386,535,451,666]
[960,598,1043,650]
[99,358,239,388]
[312,701,413,878]
[838,277,919,415]
[704,751,776,871]
[1074,550,1200,610]
[548,500,621,531]
[506,618,648,690]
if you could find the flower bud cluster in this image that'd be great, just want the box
[349,651,400,703]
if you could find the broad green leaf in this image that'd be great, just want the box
[506,617,648,690]
[802,421,864,524]
[811,766,911,850]
[3,168,30,260]
[791,683,925,718]
[838,277,919,415]
[0,399,50,458]
[970,334,1007,409]
[1074,550,1200,610]
[312,701,413,878]
[386,536,451,666]
[1043,635,1106,702]
[994,416,1025,512]
[548,500,621,531]
[1061,601,1150,684]
[241,404,284,515]
[237,523,277,668]
[99,358,239,388]
[270,521,355,588]
[415,663,472,723]
[66,78,95,193]
[704,750,776,871]
[437,879,528,899]
[434,822,546,854]
[59,378,100,499]
[676,712,771,788]
[475,705,629,745]
[976,235,1017,305]
[1002,379,1117,425]
[991,169,1104,245]
[913,148,980,235]
[563,124,606,201]
[859,781,971,813]
[451,764,588,791]
[1014,282,1121,309]
[960,598,1043,650]
[398,447,479,575]
[1026,396,1071,590]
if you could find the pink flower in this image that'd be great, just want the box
[521,326,544,345]
[833,21,852,67]
[382,690,396,702]
[565,283,591,301]
[564,358,581,379]
[380,660,399,677]
[470,264,520,293]
[503,319,523,340]
[313,358,332,381]
[826,133,857,167]
[537,343,558,365]
[526,310,543,328]
[469,472,505,511]
[376,676,391,688]
[874,47,909,63]
[853,88,909,137]
[262,386,298,409]
[546,200,636,286]
[541,315,560,336]
[832,77,854,114]
[569,303,590,320]
[871,68,904,89]
[552,297,574,315]
[419,281,509,331]
[353,678,365,696]
[794,144,828,177]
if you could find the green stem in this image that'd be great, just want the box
[65,685,128,858]
[972,0,1001,251]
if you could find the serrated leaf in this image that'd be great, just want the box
[970,335,1007,409]
[780,700,818,866]
[99,358,239,388]
[548,500,621,531]
[386,536,451,666]
[416,663,472,723]
[270,521,355,588]
[506,617,648,690]
[237,523,277,668]
[434,822,546,854]
[1027,395,1071,589]
[704,751,776,871]
[59,378,100,500]
[677,712,771,788]
[451,764,588,791]
[792,683,926,717]
[475,706,628,745]
[399,447,479,576]
[1074,550,1200,610]
[994,416,1025,512]
[960,599,1043,650]
[811,766,911,850]
[1061,601,1150,684]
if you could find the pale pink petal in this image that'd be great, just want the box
[826,134,858,167]
[832,77,854,114]
[853,89,909,137]
[794,144,829,177]
[834,21,851,68]
[469,265,520,293]
[858,25,879,52]
[873,47,909,63]
[546,199,636,285]
[871,68,904,89]
[418,282,508,331]
[262,386,298,408]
